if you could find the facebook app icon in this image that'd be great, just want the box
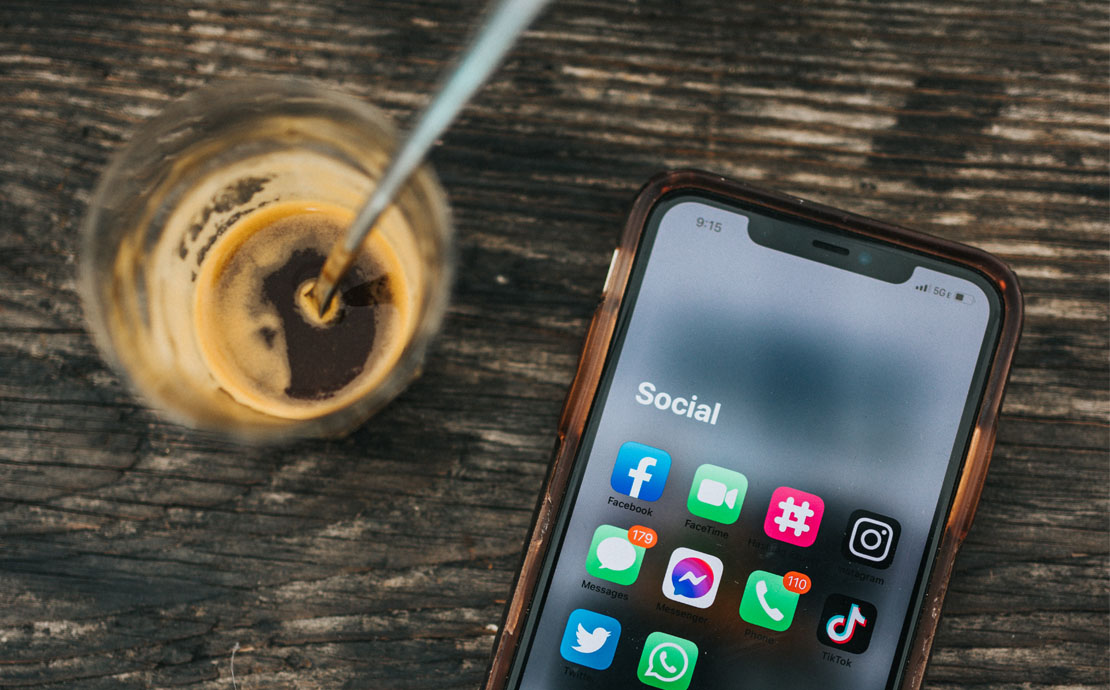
[610,442,672,501]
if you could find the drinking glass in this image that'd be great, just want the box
[80,79,453,442]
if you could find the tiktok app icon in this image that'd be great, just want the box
[817,594,877,654]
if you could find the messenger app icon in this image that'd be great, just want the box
[585,524,645,586]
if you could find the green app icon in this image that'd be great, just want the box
[637,631,698,690]
[739,570,800,632]
[687,464,748,524]
[585,524,645,586]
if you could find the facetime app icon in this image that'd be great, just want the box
[687,464,747,524]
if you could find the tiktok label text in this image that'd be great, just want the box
[822,651,852,667]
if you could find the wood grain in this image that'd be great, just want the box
[0,0,1106,688]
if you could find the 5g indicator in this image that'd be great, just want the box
[914,282,976,305]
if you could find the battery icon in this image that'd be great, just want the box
[953,292,975,305]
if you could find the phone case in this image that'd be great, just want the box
[483,169,1024,690]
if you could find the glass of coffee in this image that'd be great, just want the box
[80,79,453,441]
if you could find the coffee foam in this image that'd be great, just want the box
[193,201,412,419]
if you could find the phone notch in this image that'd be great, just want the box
[748,214,915,284]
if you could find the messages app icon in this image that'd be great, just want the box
[585,524,645,585]
[687,464,747,524]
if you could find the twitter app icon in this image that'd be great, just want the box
[559,609,621,670]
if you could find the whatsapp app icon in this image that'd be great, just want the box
[636,631,698,690]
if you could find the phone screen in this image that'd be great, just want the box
[509,193,1002,689]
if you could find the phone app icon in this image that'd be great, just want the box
[817,594,877,654]
[763,486,825,547]
[636,631,698,690]
[739,570,801,631]
[687,464,748,524]
[559,608,621,670]
[585,524,646,585]
[661,547,723,608]
[610,441,672,501]
[843,509,901,568]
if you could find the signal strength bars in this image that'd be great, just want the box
[914,283,929,292]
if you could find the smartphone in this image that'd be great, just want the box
[485,170,1023,690]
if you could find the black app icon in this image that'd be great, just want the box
[817,594,877,654]
[843,509,900,569]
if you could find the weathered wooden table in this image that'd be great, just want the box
[1,1,1106,688]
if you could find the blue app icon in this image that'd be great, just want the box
[610,441,672,501]
[559,608,621,670]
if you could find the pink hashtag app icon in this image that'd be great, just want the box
[763,486,825,547]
